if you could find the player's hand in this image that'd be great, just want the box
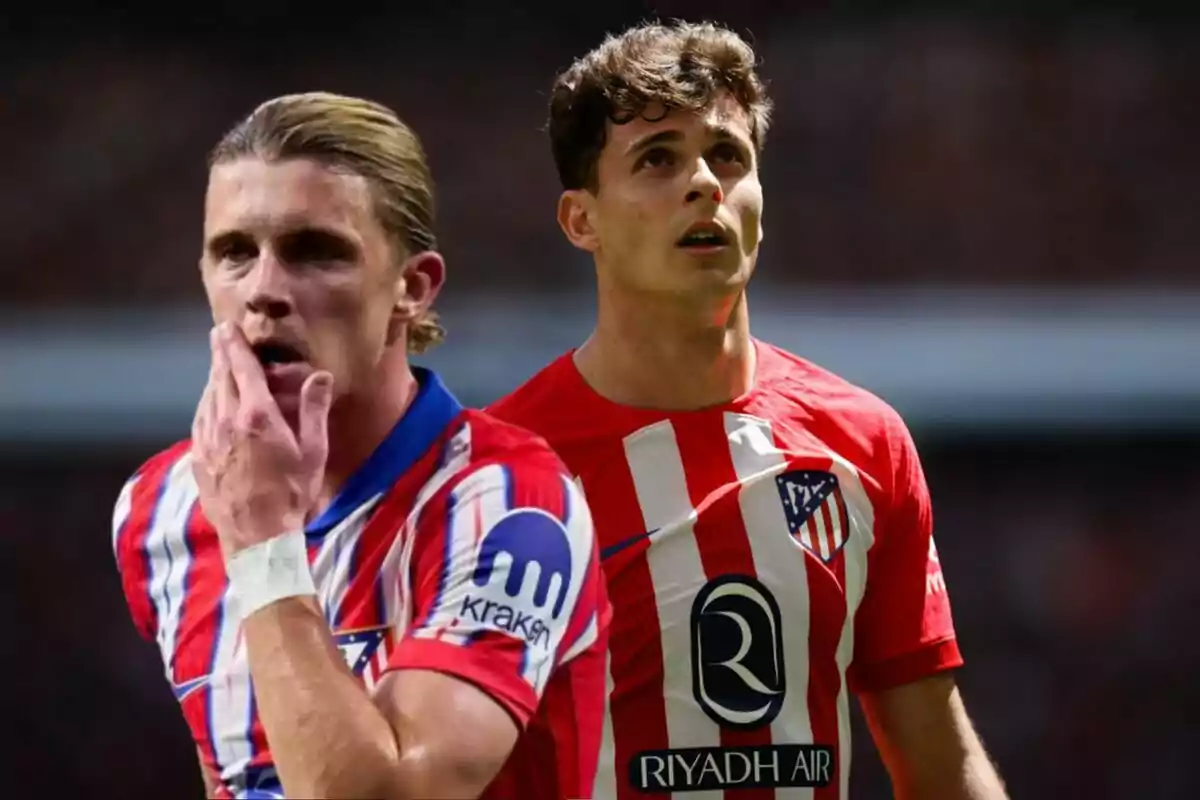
[191,322,333,560]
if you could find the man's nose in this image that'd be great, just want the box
[243,253,294,320]
[683,158,722,205]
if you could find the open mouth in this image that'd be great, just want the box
[252,340,306,367]
[676,224,730,249]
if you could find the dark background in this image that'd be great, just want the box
[2,2,1197,797]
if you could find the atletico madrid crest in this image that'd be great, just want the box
[333,625,391,689]
[775,469,851,563]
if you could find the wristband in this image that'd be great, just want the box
[226,530,317,618]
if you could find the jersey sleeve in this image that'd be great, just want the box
[111,446,187,643]
[385,459,607,728]
[847,413,962,693]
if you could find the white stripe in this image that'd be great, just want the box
[111,476,138,558]
[830,491,849,554]
[542,473,598,691]
[387,426,474,640]
[559,473,597,666]
[814,505,832,561]
[801,519,815,552]
[145,454,198,667]
[413,463,507,644]
[822,450,876,800]
[726,413,816,800]
[208,585,253,776]
[623,421,721,762]
[413,422,473,510]
[316,498,381,623]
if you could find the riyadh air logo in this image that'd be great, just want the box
[463,508,574,650]
[691,575,786,729]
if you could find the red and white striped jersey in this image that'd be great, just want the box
[488,341,962,799]
[112,369,609,800]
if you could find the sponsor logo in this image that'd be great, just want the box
[631,745,835,791]
[463,507,574,647]
[691,575,786,729]
[458,594,552,649]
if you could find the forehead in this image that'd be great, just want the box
[604,92,754,155]
[204,157,376,239]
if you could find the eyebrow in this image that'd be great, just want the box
[204,224,359,257]
[624,124,749,157]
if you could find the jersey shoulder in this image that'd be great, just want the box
[456,408,572,478]
[110,439,196,640]
[112,439,194,545]
[485,353,588,445]
[754,341,915,472]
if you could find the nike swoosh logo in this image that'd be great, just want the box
[600,528,660,561]
[171,674,210,701]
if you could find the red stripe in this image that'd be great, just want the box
[558,551,600,671]
[590,434,668,800]
[819,501,836,562]
[481,672,570,800]
[507,462,567,519]
[336,432,447,631]
[674,415,774,800]
[568,642,605,796]
[803,517,818,554]
[465,628,530,680]
[118,444,187,640]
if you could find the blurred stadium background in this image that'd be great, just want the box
[2,2,1197,797]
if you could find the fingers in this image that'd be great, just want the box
[213,323,285,436]
[211,327,237,424]
[216,323,271,408]
[298,371,334,465]
[192,379,214,450]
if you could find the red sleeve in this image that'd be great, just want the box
[847,413,962,693]
[384,459,607,729]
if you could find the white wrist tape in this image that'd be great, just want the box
[226,530,317,619]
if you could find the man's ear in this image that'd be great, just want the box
[557,190,601,253]
[387,250,445,346]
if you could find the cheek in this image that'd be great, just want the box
[732,184,764,248]
[202,276,239,323]
[603,193,661,251]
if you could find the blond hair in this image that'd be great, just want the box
[210,91,444,353]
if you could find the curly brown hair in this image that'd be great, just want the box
[210,92,445,354]
[548,21,773,192]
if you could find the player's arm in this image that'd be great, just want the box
[243,596,514,799]
[243,461,602,799]
[848,412,1006,800]
[859,673,1006,800]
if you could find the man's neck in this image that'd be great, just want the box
[316,350,418,514]
[576,284,755,410]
